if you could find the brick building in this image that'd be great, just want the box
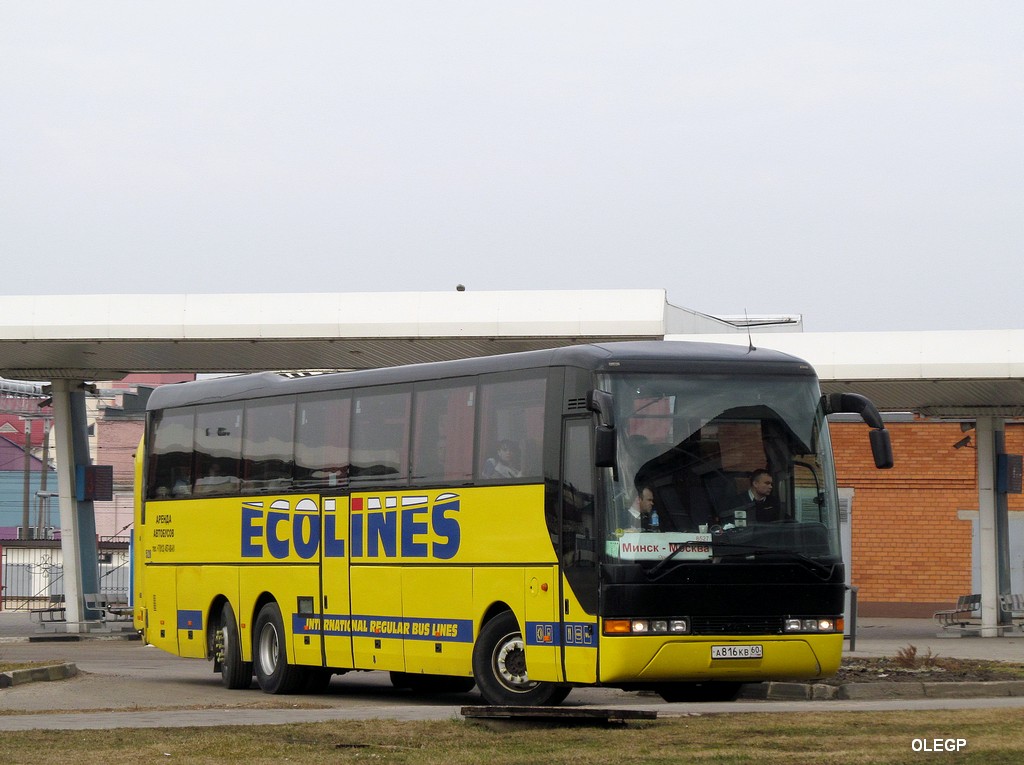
[832,419,1024,617]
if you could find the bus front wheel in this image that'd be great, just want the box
[219,601,252,690]
[472,611,570,706]
[253,602,305,694]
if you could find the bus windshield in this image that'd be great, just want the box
[600,372,840,568]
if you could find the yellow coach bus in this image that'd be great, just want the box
[133,341,892,704]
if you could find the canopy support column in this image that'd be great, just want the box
[52,379,100,631]
[975,416,1013,635]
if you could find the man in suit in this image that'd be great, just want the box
[738,468,779,524]
[623,485,656,531]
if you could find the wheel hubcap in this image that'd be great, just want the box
[258,623,279,674]
[494,633,536,692]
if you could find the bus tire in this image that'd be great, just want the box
[253,601,305,694]
[219,602,253,690]
[658,681,743,703]
[472,610,571,706]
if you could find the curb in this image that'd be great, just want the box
[0,663,78,688]
[0,631,140,646]
[741,679,1024,701]
[2,658,1022,701]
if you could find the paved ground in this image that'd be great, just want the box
[1,611,1022,730]
[843,616,1024,662]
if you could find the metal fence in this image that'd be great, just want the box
[0,536,131,611]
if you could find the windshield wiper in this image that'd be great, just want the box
[710,543,838,578]
[645,541,837,581]
[645,542,697,579]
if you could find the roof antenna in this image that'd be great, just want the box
[745,309,756,353]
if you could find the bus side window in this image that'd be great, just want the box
[295,393,350,489]
[351,389,411,484]
[147,408,194,499]
[193,404,242,496]
[412,383,475,484]
[476,374,546,481]
[562,418,596,565]
[242,397,296,493]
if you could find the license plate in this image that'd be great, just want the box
[711,644,763,660]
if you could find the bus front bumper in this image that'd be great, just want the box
[598,632,843,684]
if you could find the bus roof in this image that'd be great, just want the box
[145,340,815,411]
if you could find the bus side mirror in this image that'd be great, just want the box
[824,392,883,428]
[870,428,894,470]
[587,390,618,472]
[586,389,615,428]
[595,425,617,469]
[822,392,894,470]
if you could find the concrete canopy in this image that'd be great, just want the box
[0,290,761,380]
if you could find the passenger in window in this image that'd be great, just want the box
[172,475,192,497]
[482,440,522,479]
[193,461,239,496]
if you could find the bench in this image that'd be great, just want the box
[29,593,131,624]
[1000,593,1024,631]
[29,594,67,624]
[102,599,133,621]
[934,593,981,631]
[84,593,133,621]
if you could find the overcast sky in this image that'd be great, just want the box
[2,3,1021,332]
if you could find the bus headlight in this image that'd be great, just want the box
[603,618,690,635]
[669,619,689,633]
[784,617,842,633]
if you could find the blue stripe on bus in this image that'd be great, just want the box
[292,613,474,643]
[525,621,596,648]
[177,609,203,630]
[287,613,596,648]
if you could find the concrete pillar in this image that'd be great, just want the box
[51,380,100,631]
[975,416,1012,635]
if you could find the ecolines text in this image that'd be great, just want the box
[241,494,461,560]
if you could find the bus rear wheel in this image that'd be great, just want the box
[218,601,252,690]
[253,602,306,694]
[472,611,570,706]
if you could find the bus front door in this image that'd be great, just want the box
[559,418,599,684]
